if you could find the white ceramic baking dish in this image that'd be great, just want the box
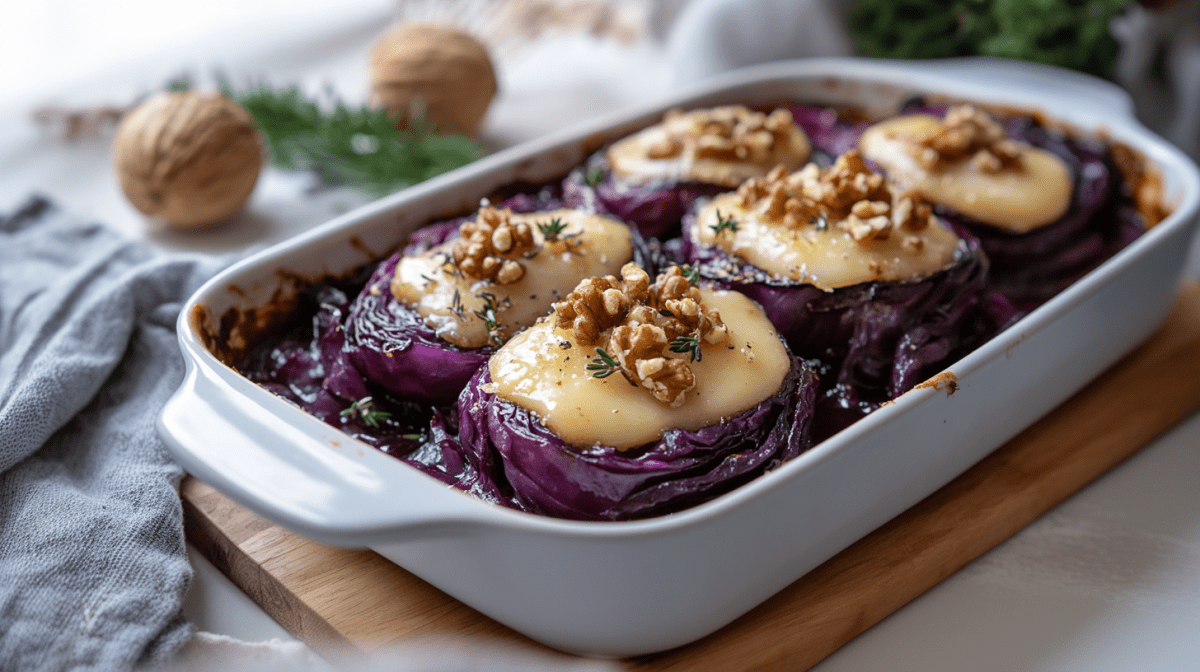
[158,58,1200,658]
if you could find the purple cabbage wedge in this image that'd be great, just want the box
[342,192,563,406]
[934,119,1145,314]
[458,355,819,521]
[680,222,989,440]
[877,101,1145,318]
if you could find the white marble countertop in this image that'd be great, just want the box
[4,1,1199,669]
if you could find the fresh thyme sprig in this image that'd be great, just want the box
[537,217,568,241]
[669,335,703,362]
[214,81,486,198]
[587,348,620,379]
[340,396,392,428]
[474,293,501,343]
[710,209,739,236]
[677,264,701,284]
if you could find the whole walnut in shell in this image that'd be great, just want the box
[369,24,497,135]
[113,91,263,229]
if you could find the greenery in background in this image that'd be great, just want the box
[168,78,485,198]
[847,0,1133,81]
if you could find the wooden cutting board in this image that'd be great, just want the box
[182,282,1200,671]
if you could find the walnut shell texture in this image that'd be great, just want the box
[113,91,263,229]
[369,23,497,135]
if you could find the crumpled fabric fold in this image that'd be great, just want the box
[0,196,226,671]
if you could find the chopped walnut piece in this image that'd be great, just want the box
[611,323,669,368]
[636,357,695,408]
[892,193,933,232]
[842,213,892,241]
[917,105,1024,173]
[451,207,537,285]
[553,276,629,345]
[647,135,682,159]
[554,263,731,407]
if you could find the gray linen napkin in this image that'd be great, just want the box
[0,196,225,671]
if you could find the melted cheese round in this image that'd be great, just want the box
[693,193,961,291]
[391,209,633,349]
[489,288,790,450]
[607,109,812,187]
[859,115,1072,233]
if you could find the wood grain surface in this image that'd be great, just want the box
[182,283,1200,671]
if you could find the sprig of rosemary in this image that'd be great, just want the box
[214,81,486,198]
[587,348,620,379]
[710,209,739,236]
[669,335,703,362]
[340,396,392,428]
[537,217,568,241]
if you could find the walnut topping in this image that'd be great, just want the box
[553,264,731,407]
[649,105,798,164]
[917,105,1023,173]
[733,150,936,245]
[451,206,537,284]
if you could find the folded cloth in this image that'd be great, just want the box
[0,196,226,671]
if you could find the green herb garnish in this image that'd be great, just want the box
[677,264,701,284]
[537,217,568,241]
[586,166,605,186]
[669,335,703,362]
[474,293,500,340]
[340,396,392,428]
[587,347,621,379]
[710,209,739,236]
[218,82,486,198]
[450,288,465,319]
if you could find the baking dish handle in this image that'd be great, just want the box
[158,354,492,547]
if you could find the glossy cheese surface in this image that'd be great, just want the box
[693,193,961,291]
[488,289,790,450]
[607,109,812,188]
[859,115,1073,233]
